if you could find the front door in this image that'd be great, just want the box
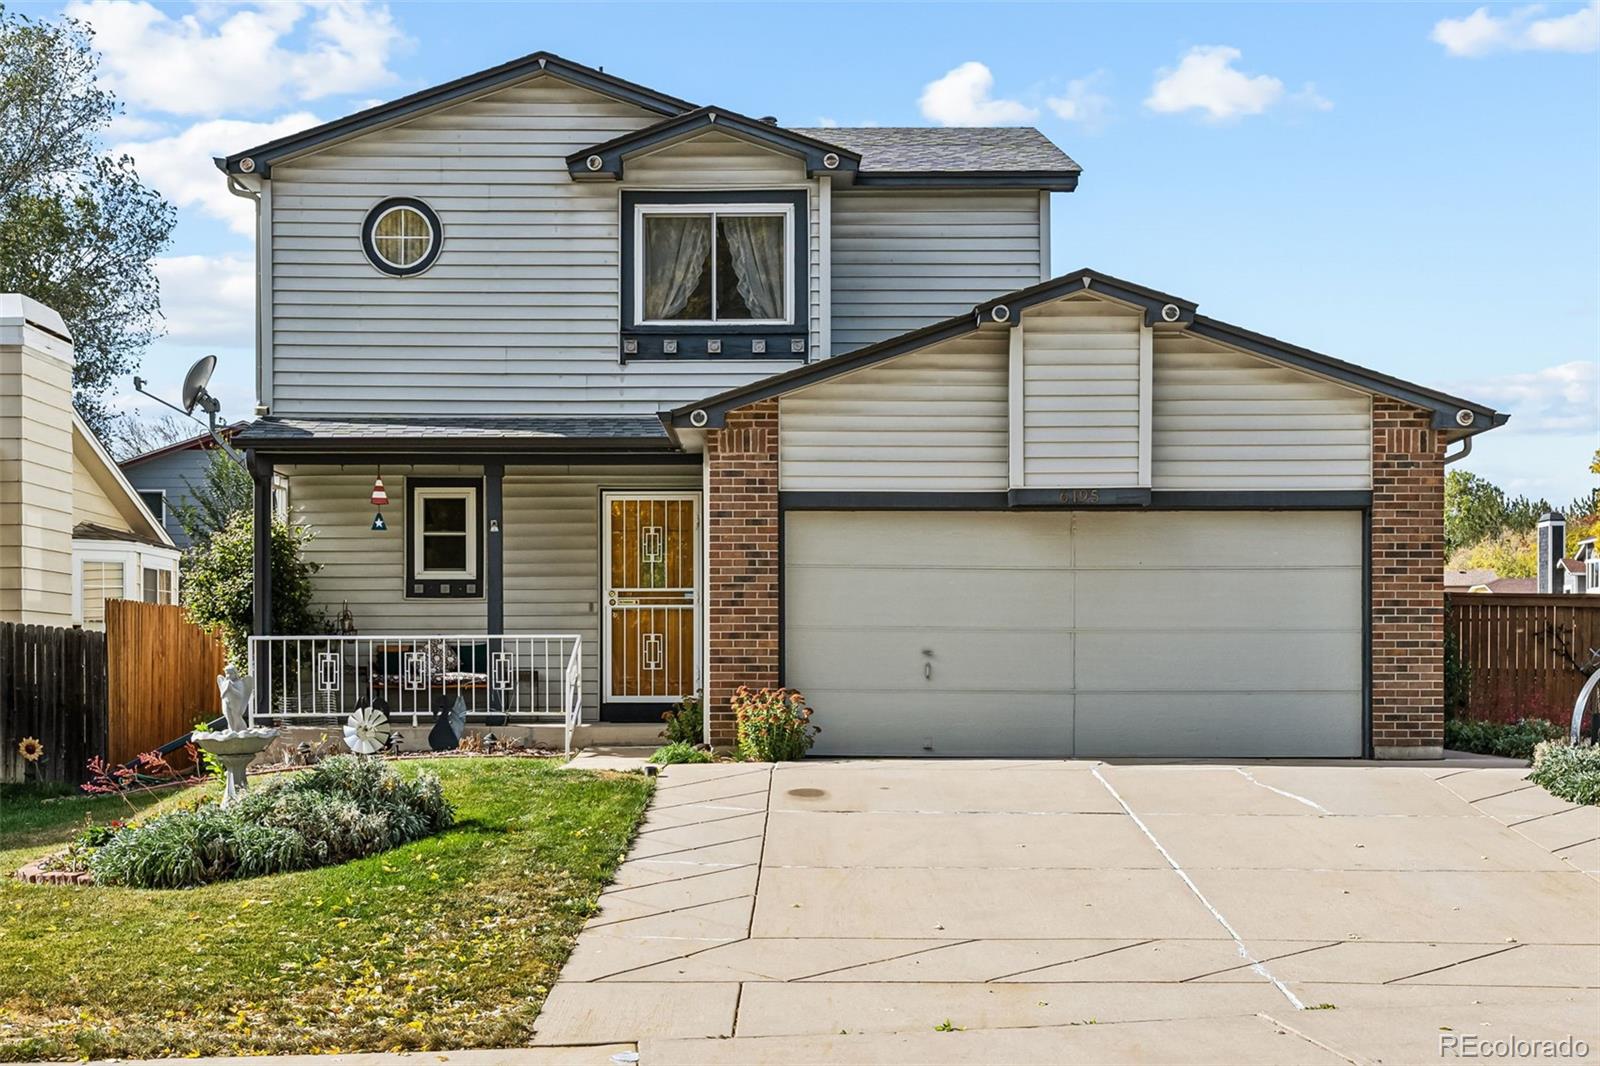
[603,492,699,714]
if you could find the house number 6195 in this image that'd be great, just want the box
[1059,489,1101,504]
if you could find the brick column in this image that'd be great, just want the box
[705,399,780,747]
[1370,397,1446,759]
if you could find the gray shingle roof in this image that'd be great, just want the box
[787,127,1079,174]
[236,416,670,444]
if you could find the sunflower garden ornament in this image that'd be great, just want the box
[17,737,43,762]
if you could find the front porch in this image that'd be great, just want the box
[238,417,705,744]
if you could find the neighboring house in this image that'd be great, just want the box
[218,51,1506,760]
[119,423,246,549]
[1560,538,1598,594]
[1445,570,1537,594]
[1,296,179,630]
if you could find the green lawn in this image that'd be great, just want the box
[0,758,652,1061]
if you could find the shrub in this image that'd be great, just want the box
[88,756,453,888]
[649,742,711,765]
[1443,628,1471,718]
[1444,717,1563,761]
[182,512,324,666]
[660,692,703,746]
[732,686,818,762]
[1529,742,1600,806]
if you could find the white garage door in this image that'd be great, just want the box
[785,510,1364,758]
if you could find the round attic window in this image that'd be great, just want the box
[361,198,441,276]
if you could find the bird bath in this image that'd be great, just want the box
[191,665,277,805]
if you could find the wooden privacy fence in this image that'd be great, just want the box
[105,599,228,764]
[0,623,108,784]
[1446,592,1600,726]
[0,602,227,782]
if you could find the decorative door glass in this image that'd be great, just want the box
[606,495,697,701]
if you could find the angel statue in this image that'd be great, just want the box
[217,664,257,732]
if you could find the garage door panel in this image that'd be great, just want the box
[788,566,1074,630]
[1075,693,1362,757]
[785,511,1069,568]
[784,510,1363,758]
[1072,511,1362,569]
[806,691,1075,757]
[1076,568,1362,630]
[789,628,1074,692]
[1076,630,1360,692]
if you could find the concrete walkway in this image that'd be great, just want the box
[532,757,1600,1063]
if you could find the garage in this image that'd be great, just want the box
[784,509,1364,758]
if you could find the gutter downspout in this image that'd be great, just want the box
[224,173,265,414]
[1444,435,1472,465]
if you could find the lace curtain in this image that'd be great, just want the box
[643,216,711,319]
[720,215,785,320]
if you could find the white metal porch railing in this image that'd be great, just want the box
[246,635,583,743]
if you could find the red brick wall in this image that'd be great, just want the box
[704,400,780,746]
[1370,397,1447,757]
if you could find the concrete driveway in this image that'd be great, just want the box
[537,758,1600,1064]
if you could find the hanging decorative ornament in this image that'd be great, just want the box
[371,511,387,532]
[370,474,389,507]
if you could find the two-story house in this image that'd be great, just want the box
[220,51,1505,760]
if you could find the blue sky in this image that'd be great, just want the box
[36,0,1600,502]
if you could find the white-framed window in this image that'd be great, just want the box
[142,566,174,605]
[137,489,166,524]
[272,472,290,520]
[633,202,793,326]
[412,486,478,579]
[80,560,125,627]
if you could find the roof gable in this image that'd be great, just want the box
[568,106,859,181]
[666,268,1507,435]
[219,52,693,176]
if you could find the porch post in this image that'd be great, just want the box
[485,463,504,634]
[248,450,273,685]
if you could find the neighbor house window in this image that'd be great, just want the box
[406,479,483,598]
[81,561,124,627]
[137,490,165,524]
[636,204,792,325]
[142,566,173,605]
[361,198,442,276]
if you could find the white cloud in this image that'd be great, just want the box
[155,254,256,349]
[919,62,1039,126]
[64,0,407,117]
[1046,72,1112,129]
[814,116,840,128]
[114,113,322,236]
[1145,45,1285,121]
[1432,1,1599,56]
[1290,83,1335,112]
[1450,361,1598,434]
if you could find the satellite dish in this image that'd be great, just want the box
[343,707,392,755]
[181,354,218,414]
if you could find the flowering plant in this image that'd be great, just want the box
[731,686,819,762]
[83,746,207,814]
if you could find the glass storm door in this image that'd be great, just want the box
[604,493,699,703]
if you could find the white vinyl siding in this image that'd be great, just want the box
[286,463,700,720]
[786,510,1363,758]
[268,77,816,416]
[1020,296,1143,488]
[779,328,1010,492]
[829,189,1042,354]
[1152,334,1373,491]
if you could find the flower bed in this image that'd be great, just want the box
[46,756,454,888]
